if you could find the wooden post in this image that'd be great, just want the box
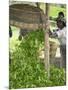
[44,3,50,78]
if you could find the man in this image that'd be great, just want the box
[49,18,66,69]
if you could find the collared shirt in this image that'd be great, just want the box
[56,27,66,45]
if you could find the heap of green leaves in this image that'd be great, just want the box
[9,29,66,89]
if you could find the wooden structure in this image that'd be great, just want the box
[9,3,50,77]
[9,4,46,30]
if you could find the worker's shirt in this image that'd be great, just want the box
[54,27,66,45]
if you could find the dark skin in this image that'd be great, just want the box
[58,14,64,19]
[57,21,64,29]
[49,21,65,38]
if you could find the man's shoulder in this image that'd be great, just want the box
[62,27,66,32]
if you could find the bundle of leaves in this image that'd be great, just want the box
[9,29,66,89]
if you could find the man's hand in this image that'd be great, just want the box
[48,29,52,36]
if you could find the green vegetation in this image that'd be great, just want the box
[49,4,66,17]
[9,27,20,51]
[40,3,66,17]
[9,29,65,89]
[9,4,66,89]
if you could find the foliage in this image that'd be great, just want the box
[50,66,66,86]
[9,29,66,89]
[49,4,66,18]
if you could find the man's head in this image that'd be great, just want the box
[58,12,64,18]
[56,18,66,29]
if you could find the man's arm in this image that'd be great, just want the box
[49,29,58,38]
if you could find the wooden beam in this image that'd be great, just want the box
[44,3,50,78]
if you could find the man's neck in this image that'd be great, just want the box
[59,26,65,30]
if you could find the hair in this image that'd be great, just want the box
[58,12,64,17]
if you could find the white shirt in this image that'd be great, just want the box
[56,27,66,45]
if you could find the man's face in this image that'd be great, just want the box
[59,15,64,18]
[57,21,64,29]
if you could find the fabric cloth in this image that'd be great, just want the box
[50,27,66,69]
[52,27,66,45]
[60,45,66,69]
[56,27,66,45]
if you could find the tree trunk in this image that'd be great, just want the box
[44,3,50,78]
